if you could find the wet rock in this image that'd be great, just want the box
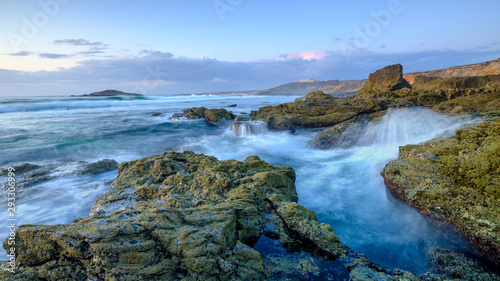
[77,159,118,175]
[169,107,236,123]
[228,104,237,107]
[356,64,411,98]
[151,112,163,117]
[424,247,499,280]
[0,163,40,176]
[381,121,500,265]
[3,152,348,280]
[250,91,389,132]
[204,108,236,122]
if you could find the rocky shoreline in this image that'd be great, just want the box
[3,63,500,279]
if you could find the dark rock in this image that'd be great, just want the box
[356,64,411,98]
[82,89,143,97]
[151,112,163,117]
[0,163,40,176]
[228,104,237,107]
[77,159,118,175]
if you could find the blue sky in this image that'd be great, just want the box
[0,0,499,96]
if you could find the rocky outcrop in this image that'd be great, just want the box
[356,64,411,98]
[2,152,356,280]
[77,159,119,175]
[381,121,500,265]
[250,91,389,132]
[170,107,236,123]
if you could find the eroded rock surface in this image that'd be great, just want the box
[2,152,353,280]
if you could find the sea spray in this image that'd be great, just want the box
[182,107,480,273]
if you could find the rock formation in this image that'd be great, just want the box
[77,159,119,175]
[2,151,430,280]
[356,64,411,98]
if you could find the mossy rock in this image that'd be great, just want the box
[3,151,351,280]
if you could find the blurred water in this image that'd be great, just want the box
[0,96,478,273]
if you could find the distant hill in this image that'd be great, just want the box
[403,58,500,84]
[258,79,367,97]
[82,90,143,97]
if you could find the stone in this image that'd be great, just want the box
[77,159,118,175]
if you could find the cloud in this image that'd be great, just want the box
[139,50,174,58]
[39,53,74,59]
[276,50,328,61]
[379,44,387,49]
[78,50,105,56]
[1,48,500,96]
[53,39,107,47]
[7,51,33,56]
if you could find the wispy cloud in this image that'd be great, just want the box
[39,53,74,59]
[7,51,33,56]
[139,50,174,58]
[53,39,108,47]
[276,50,328,61]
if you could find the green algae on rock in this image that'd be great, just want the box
[170,107,236,123]
[2,151,350,280]
[381,121,500,265]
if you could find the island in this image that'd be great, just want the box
[79,89,143,97]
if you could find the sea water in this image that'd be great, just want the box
[0,95,478,273]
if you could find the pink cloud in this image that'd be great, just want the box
[276,50,328,61]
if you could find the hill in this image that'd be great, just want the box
[258,79,367,97]
[404,58,500,84]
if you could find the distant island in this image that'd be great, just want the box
[79,89,143,97]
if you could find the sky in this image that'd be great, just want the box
[0,0,499,96]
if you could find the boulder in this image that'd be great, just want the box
[77,159,118,175]
[169,107,236,123]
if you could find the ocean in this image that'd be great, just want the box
[0,94,478,273]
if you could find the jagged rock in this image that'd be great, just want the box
[77,159,118,175]
[169,107,236,123]
[356,64,411,98]
[381,121,500,265]
[2,152,349,280]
